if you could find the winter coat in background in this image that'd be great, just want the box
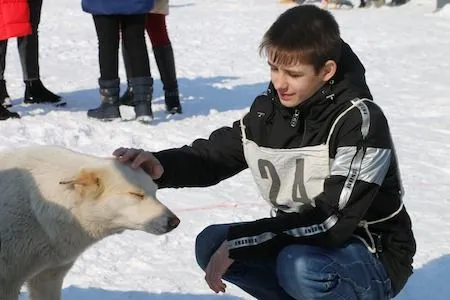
[151,0,169,15]
[0,0,31,40]
[82,0,155,15]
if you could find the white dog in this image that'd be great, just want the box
[0,145,180,300]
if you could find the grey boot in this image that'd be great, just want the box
[129,77,153,122]
[153,44,182,114]
[87,78,121,121]
[119,80,134,106]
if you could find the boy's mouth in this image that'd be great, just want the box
[279,92,294,101]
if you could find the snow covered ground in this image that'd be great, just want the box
[0,0,449,299]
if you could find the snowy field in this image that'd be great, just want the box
[0,0,449,299]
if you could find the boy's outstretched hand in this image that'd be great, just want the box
[205,241,235,294]
[113,147,164,180]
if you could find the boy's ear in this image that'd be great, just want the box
[322,60,337,82]
[59,168,105,198]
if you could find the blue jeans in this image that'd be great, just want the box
[195,223,392,300]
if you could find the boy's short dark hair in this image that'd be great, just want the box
[259,5,342,73]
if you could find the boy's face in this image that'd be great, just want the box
[269,60,335,108]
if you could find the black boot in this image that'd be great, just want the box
[153,44,182,114]
[388,0,406,6]
[129,77,153,122]
[119,80,134,107]
[0,80,12,108]
[0,105,20,120]
[87,78,121,121]
[23,79,65,106]
[165,90,182,114]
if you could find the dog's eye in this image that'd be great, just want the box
[129,192,145,200]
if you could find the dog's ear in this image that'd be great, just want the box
[60,168,105,198]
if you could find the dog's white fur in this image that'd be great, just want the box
[0,146,179,300]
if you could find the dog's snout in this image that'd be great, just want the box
[168,216,180,229]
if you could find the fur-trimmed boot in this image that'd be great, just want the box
[87,78,121,121]
[130,77,153,122]
[153,44,182,114]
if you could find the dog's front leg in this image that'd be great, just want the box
[26,262,74,300]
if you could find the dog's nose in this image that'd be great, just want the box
[168,216,180,229]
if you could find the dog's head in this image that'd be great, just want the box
[59,160,179,236]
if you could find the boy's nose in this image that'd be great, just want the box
[272,76,288,91]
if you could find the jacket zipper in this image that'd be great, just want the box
[290,109,300,127]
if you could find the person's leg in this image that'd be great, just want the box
[18,0,62,104]
[94,15,120,80]
[0,63,20,120]
[276,242,392,300]
[119,21,134,106]
[146,13,182,114]
[121,14,150,78]
[0,40,7,81]
[195,223,294,300]
[118,13,153,107]
[0,40,20,116]
[87,15,121,120]
[17,0,42,81]
[145,13,169,47]
[121,14,153,121]
[120,21,131,80]
[0,40,11,106]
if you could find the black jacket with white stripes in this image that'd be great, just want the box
[153,43,416,296]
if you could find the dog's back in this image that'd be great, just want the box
[0,145,98,172]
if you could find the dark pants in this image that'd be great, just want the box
[0,0,43,81]
[122,13,173,86]
[195,223,392,300]
[92,14,150,80]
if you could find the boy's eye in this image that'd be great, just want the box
[129,192,145,200]
[288,72,303,78]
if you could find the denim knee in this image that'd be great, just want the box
[195,224,228,271]
[276,245,337,298]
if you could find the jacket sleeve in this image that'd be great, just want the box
[153,115,249,188]
[0,1,32,40]
[226,101,394,260]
